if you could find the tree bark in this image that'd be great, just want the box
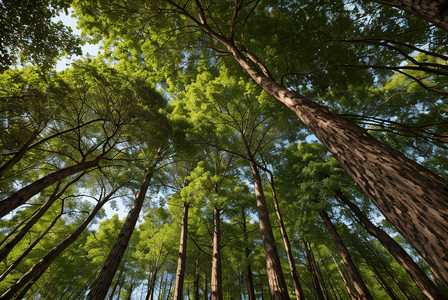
[248,160,290,300]
[220,35,448,287]
[320,210,374,300]
[211,207,223,300]
[327,246,359,300]
[369,0,448,32]
[173,201,189,300]
[335,189,447,300]
[194,250,200,300]
[303,239,326,300]
[0,156,102,218]
[266,171,305,300]
[0,187,116,300]
[86,172,153,300]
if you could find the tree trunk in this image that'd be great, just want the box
[303,239,326,300]
[86,172,154,300]
[205,270,208,300]
[222,38,448,287]
[327,246,359,300]
[211,207,223,300]
[194,250,200,300]
[320,210,374,300]
[0,187,116,300]
[335,189,447,300]
[267,171,305,300]
[227,258,232,300]
[0,172,84,261]
[248,160,290,300]
[369,0,448,32]
[0,156,102,218]
[242,206,256,300]
[0,199,65,281]
[173,201,189,300]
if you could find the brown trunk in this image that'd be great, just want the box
[194,250,200,300]
[86,172,154,300]
[370,0,448,32]
[320,210,374,300]
[223,40,448,287]
[335,189,447,300]
[173,201,189,300]
[248,160,290,300]
[0,187,116,300]
[0,156,102,218]
[241,206,256,300]
[267,171,305,300]
[0,199,65,281]
[211,207,223,300]
[227,258,232,300]
[109,267,126,300]
[327,246,359,300]
[0,172,84,261]
[303,239,326,300]
[0,130,40,178]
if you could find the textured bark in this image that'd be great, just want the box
[0,188,115,300]
[221,39,448,287]
[0,156,102,218]
[336,189,447,300]
[211,207,223,300]
[249,160,290,300]
[370,0,448,32]
[86,172,153,300]
[327,246,359,300]
[320,210,374,300]
[267,172,305,300]
[303,239,326,300]
[173,201,189,300]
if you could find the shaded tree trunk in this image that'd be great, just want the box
[0,156,102,218]
[173,201,189,300]
[327,246,359,300]
[0,187,117,300]
[265,170,305,300]
[241,206,256,300]
[211,207,223,300]
[369,0,448,32]
[194,250,200,300]
[303,239,326,300]
[248,159,290,300]
[335,189,447,300]
[86,171,155,300]
[320,210,374,300]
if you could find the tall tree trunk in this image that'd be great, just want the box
[242,206,256,300]
[369,0,448,32]
[303,239,326,300]
[220,37,448,286]
[211,207,223,300]
[320,210,374,300]
[205,269,208,300]
[0,199,65,281]
[248,160,290,300]
[0,172,84,263]
[227,258,232,300]
[194,250,200,300]
[86,171,154,300]
[327,246,359,300]
[0,156,102,218]
[335,189,447,300]
[109,266,126,300]
[266,170,305,300]
[0,187,117,300]
[173,201,189,300]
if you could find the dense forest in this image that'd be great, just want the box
[1,0,448,299]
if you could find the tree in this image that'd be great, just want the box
[72,0,448,286]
